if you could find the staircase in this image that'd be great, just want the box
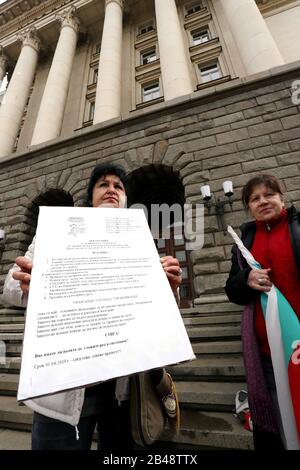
[0,296,254,450]
[161,295,253,450]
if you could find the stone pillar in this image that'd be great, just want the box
[0,46,8,86]
[93,0,123,124]
[154,0,193,101]
[217,0,284,75]
[0,28,40,159]
[31,7,79,145]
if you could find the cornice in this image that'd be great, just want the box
[0,0,74,38]
[256,0,299,13]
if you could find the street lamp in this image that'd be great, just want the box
[200,181,234,235]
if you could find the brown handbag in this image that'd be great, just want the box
[130,371,165,447]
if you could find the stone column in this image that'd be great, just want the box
[154,0,193,101]
[31,7,79,145]
[217,0,284,75]
[0,46,8,86]
[0,28,40,159]
[93,0,123,124]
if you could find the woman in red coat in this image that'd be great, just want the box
[225,174,300,450]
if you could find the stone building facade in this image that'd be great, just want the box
[0,0,299,306]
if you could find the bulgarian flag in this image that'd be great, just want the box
[228,226,300,450]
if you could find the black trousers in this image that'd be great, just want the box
[32,384,134,450]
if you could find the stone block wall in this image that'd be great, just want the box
[0,62,299,300]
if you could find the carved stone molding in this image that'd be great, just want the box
[256,0,297,13]
[56,6,80,34]
[0,0,72,36]
[0,45,8,69]
[18,26,40,52]
[105,0,124,9]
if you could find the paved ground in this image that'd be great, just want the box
[0,428,97,450]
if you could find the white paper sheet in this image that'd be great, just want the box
[18,206,195,400]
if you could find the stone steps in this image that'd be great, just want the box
[3,343,22,357]
[0,357,21,373]
[181,302,242,316]
[192,340,242,355]
[175,380,246,411]
[0,316,25,324]
[183,314,241,326]
[0,373,246,412]
[186,325,241,340]
[0,408,253,451]
[0,333,23,342]
[0,307,25,315]
[168,357,245,381]
[0,324,24,333]
[160,408,253,450]
[0,373,19,395]
[0,428,31,450]
[0,396,32,431]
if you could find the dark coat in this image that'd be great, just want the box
[225,206,300,305]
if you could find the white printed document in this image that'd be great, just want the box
[18,206,195,400]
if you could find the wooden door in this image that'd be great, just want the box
[155,230,194,308]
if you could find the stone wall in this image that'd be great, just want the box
[0,61,299,299]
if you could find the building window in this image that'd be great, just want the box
[191,28,210,46]
[199,62,222,83]
[92,68,98,84]
[95,43,101,54]
[142,82,160,102]
[89,101,95,121]
[141,48,157,65]
[185,2,202,15]
[138,22,154,35]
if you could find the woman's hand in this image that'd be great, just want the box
[12,256,32,294]
[160,256,182,294]
[247,268,272,292]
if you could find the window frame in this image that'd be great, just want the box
[88,101,95,121]
[92,68,98,85]
[199,61,222,83]
[140,47,157,66]
[191,27,210,46]
[142,81,160,103]
[185,2,203,16]
[138,21,155,36]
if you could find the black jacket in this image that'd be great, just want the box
[225,206,300,306]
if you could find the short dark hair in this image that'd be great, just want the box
[87,162,127,206]
[242,174,283,209]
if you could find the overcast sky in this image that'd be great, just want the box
[0,1,7,5]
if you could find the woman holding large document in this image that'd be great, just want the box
[3,163,183,450]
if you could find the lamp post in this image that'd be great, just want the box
[200,181,234,235]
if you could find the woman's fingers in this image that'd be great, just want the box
[160,256,182,292]
[247,268,272,292]
[12,256,32,294]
